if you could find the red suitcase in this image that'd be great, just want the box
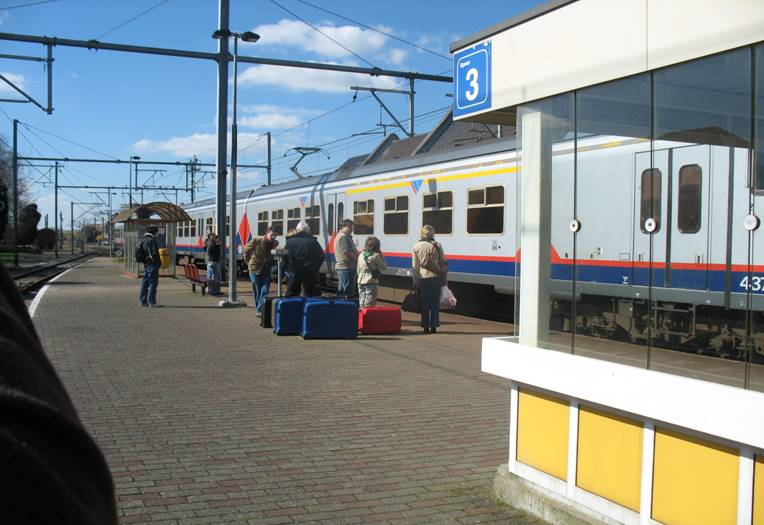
[358,306,401,334]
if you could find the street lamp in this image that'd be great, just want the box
[212,29,260,306]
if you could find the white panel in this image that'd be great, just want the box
[647,0,764,70]
[482,337,764,450]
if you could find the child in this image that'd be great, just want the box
[357,236,387,308]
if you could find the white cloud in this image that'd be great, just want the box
[250,19,389,60]
[237,63,398,94]
[238,104,322,130]
[133,132,271,158]
[0,72,26,95]
[0,12,9,27]
[388,48,408,66]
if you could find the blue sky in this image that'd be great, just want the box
[0,0,542,226]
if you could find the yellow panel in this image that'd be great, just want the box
[652,428,738,525]
[754,455,764,525]
[576,406,642,512]
[516,389,569,480]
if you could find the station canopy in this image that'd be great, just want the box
[111,201,191,224]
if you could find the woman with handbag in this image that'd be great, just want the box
[357,236,387,308]
[412,225,447,333]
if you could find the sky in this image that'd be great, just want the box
[0,0,543,228]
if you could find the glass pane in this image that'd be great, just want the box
[328,203,334,234]
[368,200,374,213]
[422,210,452,235]
[257,222,267,235]
[486,186,504,205]
[337,202,344,224]
[677,165,702,234]
[354,214,374,235]
[385,198,395,211]
[468,189,484,205]
[575,74,650,367]
[271,221,284,235]
[653,46,751,387]
[423,194,437,208]
[287,219,300,233]
[750,43,764,392]
[467,207,503,234]
[438,191,453,208]
[640,169,662,233]
[397,196,408,211]
[384,212,407,235]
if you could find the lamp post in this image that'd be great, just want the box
[212,28,260,307]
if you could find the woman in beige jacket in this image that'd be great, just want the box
[412,225,447,333]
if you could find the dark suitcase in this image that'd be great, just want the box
[273,297,306,336]
[301,298,358,339]
[261,296,275,328]
[358,306,401,334]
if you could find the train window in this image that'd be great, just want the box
[422,191,453,235]
[190,219,196,237]
[328,203,334,234]
[353,199,374,234]
[225,215,230,238]
[257,211,268,236]
[287,207,301,232]
[337,202,344,224]
[678,165,702,234]
[206,217,213,236]
[306,205,320,235]
[271,210,284,235]
[384,196,408,235]
[639,169,662,234]
[467,186,504,234]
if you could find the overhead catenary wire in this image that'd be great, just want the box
[21,122,118,160]
[93,0,171,41]
[294,0,451,61]
[0,0,62,11]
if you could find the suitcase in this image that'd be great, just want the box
[301,298,358,339]
[358,306,401,334]
[273,297,306,336]
[260,296,275,328]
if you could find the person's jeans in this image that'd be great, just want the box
[139,261,161,305]
[419,276,443,329]
[358,283,379,308]
[337,268,357,297]
[207,261,221,295]
[251,271,270,313]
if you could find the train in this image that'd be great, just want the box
[174,114,764,359]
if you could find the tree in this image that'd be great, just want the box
[18,203,41,244]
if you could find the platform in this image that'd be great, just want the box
[31,257,542,525]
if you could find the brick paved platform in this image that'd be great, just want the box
[33,258,544,525]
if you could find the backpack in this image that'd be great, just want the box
[135,239,149,263]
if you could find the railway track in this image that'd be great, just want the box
[11,252,96,295]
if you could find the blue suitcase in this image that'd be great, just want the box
[273,297,306,335]
[301,298,359,339]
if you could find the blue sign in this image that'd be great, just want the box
[453,41,492,118]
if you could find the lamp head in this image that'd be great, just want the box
[212,29,231,40]
[241,31,260,43]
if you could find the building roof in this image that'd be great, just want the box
[112,202,192,223]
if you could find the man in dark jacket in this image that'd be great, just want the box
[139,226,162,306]
[205,232,222,295]
[284,221,325,296]
[0,176,118,524]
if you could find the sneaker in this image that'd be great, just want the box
[256,311,262,318]
[140,303,149,307]
[149,303,159,307]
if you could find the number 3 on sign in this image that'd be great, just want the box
[465,67,479,102]
[740,275,764,291]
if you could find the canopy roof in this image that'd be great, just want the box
[112,201,191,223]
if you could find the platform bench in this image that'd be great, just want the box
[183,264,209,295]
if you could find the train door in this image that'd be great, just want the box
[666,145,711,290]
[325,192,346,267]
[633,149,669,287]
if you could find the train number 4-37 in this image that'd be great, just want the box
[739,275,764,291]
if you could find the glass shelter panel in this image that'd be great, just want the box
[749,43,764,392]
[651,47,751,387]
[574,74,651,367]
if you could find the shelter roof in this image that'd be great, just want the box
[112,201,192,223]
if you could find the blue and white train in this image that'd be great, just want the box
[175,118,764,358]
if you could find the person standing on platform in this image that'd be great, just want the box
[285,221,325,297]
[243,227,279,316]
[412,225,448,333]
[357,236,387,308]
[333,219,359,297]
[138,226,162,307]
[205,233,222,296]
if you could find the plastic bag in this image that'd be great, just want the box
[439,285,457,309]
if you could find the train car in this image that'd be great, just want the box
[176,114,764,358]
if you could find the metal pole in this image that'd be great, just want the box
[12,118,18,267]
[227,34,239,304]
[70,201,74,254]
[409,77,415,137]
[267,131,272,186]
[108,190,112,258]
[215,0,230,290]
[54,161,59,258]
[46,43,53,114]
[128,158,133,207]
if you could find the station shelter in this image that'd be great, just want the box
[112,202,191,278]
[451,1,764,524]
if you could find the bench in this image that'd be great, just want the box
[183,264,209,295]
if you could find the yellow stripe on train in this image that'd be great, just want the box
[345,165,517,195]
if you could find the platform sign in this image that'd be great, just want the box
[453,41,492,118]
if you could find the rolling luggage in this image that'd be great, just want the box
[358,306,401,334]
[301,298,358,339]
[260,296,275,328]
[273,297,306,336]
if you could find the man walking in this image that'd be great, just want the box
[333,219,359,297]
[243,227,279,316]
[138,226,161,307]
